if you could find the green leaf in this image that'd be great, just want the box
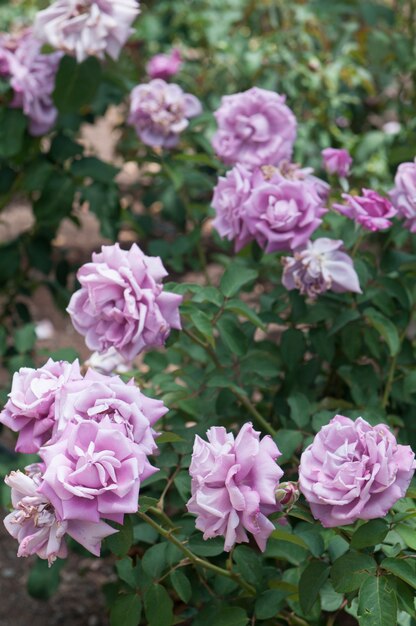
[170,570,192,603]
[115,558,137,589]
[0,240,20,284]
[215,607,249,626]
[357,575,397,626]
[364,307,400,356]
[224,299,265,329]
[0,326,6,356]
[110,594,142,626]
[189,309,214,347]
[255,589,286,619]
[144,584,173,626]
[188,535,225,557]
[217,316,248,356]
[53,55,102,113]
[271,528,309,549]
[220,265,258,298]
[49,133,83,162]
[280,329,306,371]
[275,429,303,464]
[142,543,168,579]
[14,324,36,354]
[137,496,159,513]
[395,523,416,550]
[105,517,133,557]
[382,558,416,590]
[299,560,330,613]
[71,156,119,182]
[329,309,360,335]
[233,545,263,587]
[351,519,389,549]
[287,392,312,428]
[156,432,185,444]
[27,557,64,600]
[34,173,76,233]
[0,108,27,157]
[331,552,377,593]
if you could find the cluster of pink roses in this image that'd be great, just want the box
[1,358,166,564]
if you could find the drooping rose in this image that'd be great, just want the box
[187,423,283,551]
[34,0,140,63]
[334,189,396,231]
[282,238,361,298]
[321,147,352,178]
[299,415,416,527]
[212,87,297,168]
[146,48,182,80]
[4,469,116,565]
[389,159,416,232]
[0,29,62,135]
[0,359,82,453]
[67,243,182,360]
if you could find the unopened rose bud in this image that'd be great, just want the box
[275,482,300,509]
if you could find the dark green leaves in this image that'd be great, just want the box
[331,553,377,593]
[33,173,76,233]
[351,520,389,549]
[0,108,27,157]
[357,576,397,626]
[220,265,258,297]
[299,560,330,613]
[144,584,173,626]
[110,594,142,626]
[364,308,400,356]
[53,55,102,113]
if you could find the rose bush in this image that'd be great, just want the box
[1,2,416,626]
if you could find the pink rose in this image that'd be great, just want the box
[334,189,396,231]
[146,48,182,80]
[34,0,140,63]
[212,87,297,168]
[67,243,182,360]
[187,423,283,551]
[389,159,416,232]
[0,359,82,453]
[128,79,201,148]
[321,148,352,178]
[282,238,361,298]
[4,468,116,565]
[299,415,416,527]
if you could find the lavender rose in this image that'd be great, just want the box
[212,87,297,168]
[67,243,182,360]
[146,48,182,80]
[128,79,202,148]
[186,423,283,552]
[389,159,416,232]
[34,0,140,63]
[299,415,416,527]
[334,189,397,231]
[0,30,62,135]
[4,468,116,564]
[282,238,361,298]
[0,359,82,453]
[39,418,148,525]
[321,147,352,178]
[245,179,326,253]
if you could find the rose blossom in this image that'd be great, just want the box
[34,0,140,63]
[333,189,396,231]
[282,238,361,298]
[39,417,149,525]
[52,368,166,459]
[212,87,297,168]
[4,468,117,564]
[146,48,182,80]
[67,243,182,360]
[389,159,416,232]
[128,79,202,148]
[186,423,283,551]
[0,359,82,454]
[299,415,416,527]
[321,147,352,178]
[0,30,62,135]
[245,179,326,253]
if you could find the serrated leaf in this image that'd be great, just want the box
[189,309,215,347]
[217,316,248,356]
[329,309,360,335]
[351,519,388,549]
[357,575,397,626]
[170,570,192,603]
[364,307,400,356]
[220,265,258,297]
[299,560,330,613]
[225,299,265,329]
[71,156,119,182]
[255,589,286,619]
[105,517,133,557]
[188,535,225,556]
[396,523,416,550]
[382,558,416,590]
[271,528,309,549]
[116,558,137,588]
[144,584,173,626]
[142,543,168,579]
[331,552,376,593]
[53,55,102,113]
[110,594,142,626]
[215,607,249,626]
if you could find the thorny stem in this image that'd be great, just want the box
[137,511,256,596]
